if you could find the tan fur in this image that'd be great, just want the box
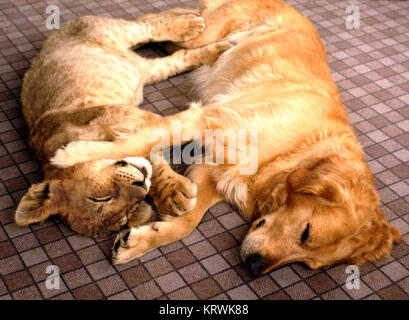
[16,8,230,238]
[51,0,401,272]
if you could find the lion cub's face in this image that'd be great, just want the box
[15,157,152,238]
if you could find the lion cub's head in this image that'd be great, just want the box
[15,157,152,238]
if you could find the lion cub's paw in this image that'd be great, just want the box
[152,173,198,216]
[170,14,206,42]
[111,226,155,264]
[112,228,135,264]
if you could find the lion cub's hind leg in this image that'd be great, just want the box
[141,13,206,43]
[66,12,206,52]
[198,0,227,11]
[126,201,154,228]
[141,40,232,84]
[136,7,201,22]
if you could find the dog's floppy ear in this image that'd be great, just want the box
[346,208,402,265]
[257,157,342,214]
[256,171,290,214]
[287,157,344,202]
[15,180,62,227]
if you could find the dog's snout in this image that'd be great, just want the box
[244,253,265,277]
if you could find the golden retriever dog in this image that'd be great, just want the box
[51,0,401,275]
[16,8,231,238]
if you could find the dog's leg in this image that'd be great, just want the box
[51,105,208,168]
[112,165,221,264]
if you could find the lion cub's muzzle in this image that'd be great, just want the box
[113,157,152,193]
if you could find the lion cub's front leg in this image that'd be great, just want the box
[149,160,197,216]
[111,165,221,264]
[126,201,153,228]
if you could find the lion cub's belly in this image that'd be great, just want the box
[62,49,144,106]
[24,44,144,123]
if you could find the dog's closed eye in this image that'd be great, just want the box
[301,223,310,242]
[255,219,265,229]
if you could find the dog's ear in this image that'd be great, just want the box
[346,208,401,265]
[256,171,290,214]
[257,156,356,214]
[15,180,62,227]
[256,157,338,214]
[287,157,345,203]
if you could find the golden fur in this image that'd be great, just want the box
[16,8,230,238]
[51,0,401,273]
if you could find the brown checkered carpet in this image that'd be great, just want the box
[0,0,409,300]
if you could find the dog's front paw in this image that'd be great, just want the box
[50,141,110,168]
[50,142,85,168]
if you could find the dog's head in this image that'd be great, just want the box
[15,157,152,238]
[242,155,401,276]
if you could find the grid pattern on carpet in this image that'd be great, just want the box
[0,0,409,300]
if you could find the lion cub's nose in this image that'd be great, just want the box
[131,179,147,190]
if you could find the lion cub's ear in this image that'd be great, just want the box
[15,180,61,227]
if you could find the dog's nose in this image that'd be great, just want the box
[244,253,265,277]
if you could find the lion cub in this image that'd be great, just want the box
[16,8,230,238]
